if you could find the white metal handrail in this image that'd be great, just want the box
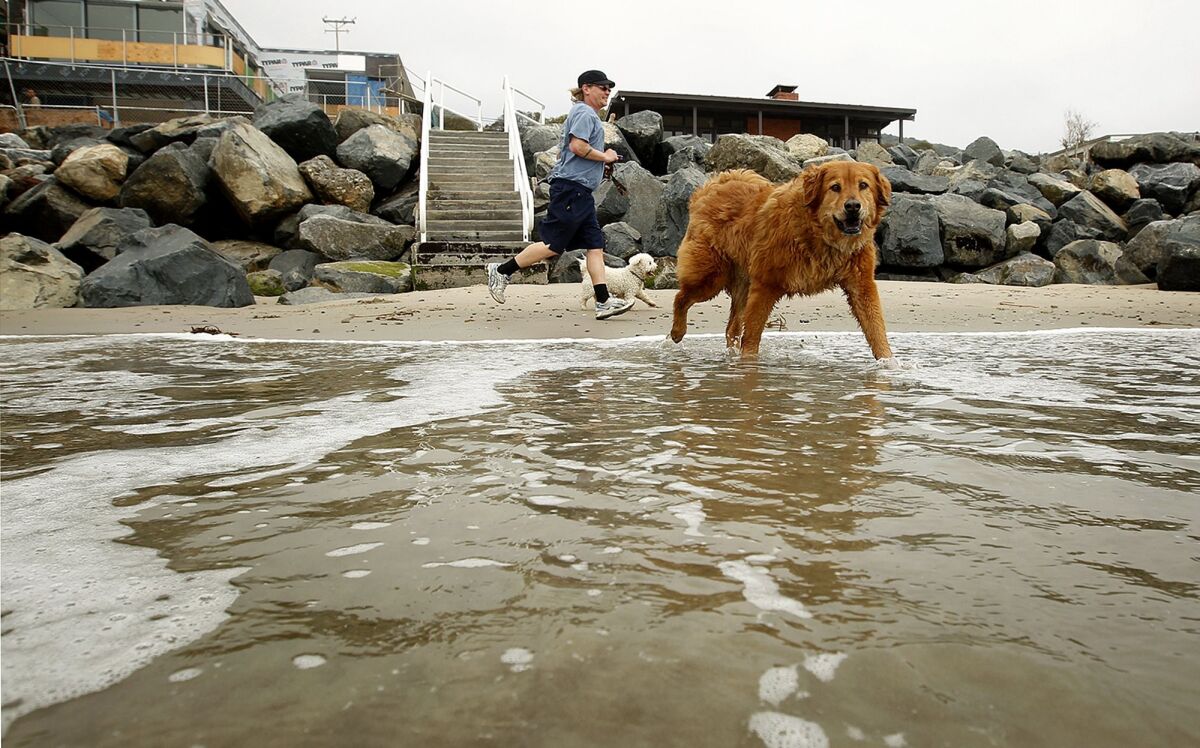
[509,85,546,125]
[502,75,535,241]
[418,69,433,243]
[431,76,483,132]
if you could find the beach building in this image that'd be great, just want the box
[612,84,916,149]
[0,0,416,128]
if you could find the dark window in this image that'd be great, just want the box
[86,2,134,41]
[137,6,182,44]
[30,0,83,36]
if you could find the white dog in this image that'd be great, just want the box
[578,252,658,310]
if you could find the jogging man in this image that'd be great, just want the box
[486,70,635,320]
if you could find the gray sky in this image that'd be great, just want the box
[223,0,1199,154]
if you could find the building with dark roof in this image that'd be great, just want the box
[612,85,916,149]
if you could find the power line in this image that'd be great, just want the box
[321,17,356,52]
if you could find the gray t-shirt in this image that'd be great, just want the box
[547,102,606,191]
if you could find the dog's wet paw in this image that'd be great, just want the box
[873,356,916,371]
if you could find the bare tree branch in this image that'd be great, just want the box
[1061,108,1097,152]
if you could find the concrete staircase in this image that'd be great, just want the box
[414,130,545,290]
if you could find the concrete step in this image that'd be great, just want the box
[425,230,526,242]
[427,166,514,177]
[426,208,523,221]
[428,155,512,165]
[429,179,514,192]
[411,241,545,290]
[414,241,530,255]
[426,219,524,233]
[429,130,507,140]
[428,190,520,202]
[428,198,522,211]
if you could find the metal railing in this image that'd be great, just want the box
[417,72,487,242]
[502,76,542,241]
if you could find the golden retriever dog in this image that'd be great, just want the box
[669,161,894,359]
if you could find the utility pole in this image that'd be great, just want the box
[322,17,355,51]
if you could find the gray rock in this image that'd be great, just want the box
[55,143,130,202]
[118,142,209,226]
[667,145,708,173]
[1090,169,1140,213]
[887,143,920,169]
[332,109,420,144]
[876,193,944,268]
[1057,191,1128,242]
[211,120,312,226]
[336,124,416,192]
[1028,172,1081,206]
[593,179,631,225]
[646,165,708,258]
[372,180,420,225]
[1044,220,1087,258]
[1128,162,1200,215]
[655,135,708,174]
[314,260,412,294]
[786,134,831,163]
[518,122,563,174]
[0,147,53,166]
[79,224,253,307]
[802,152,855,169]
[106,124,154,149]
[881,166,948,194]
[296,213,416,261]
[1122,215,1200,277]
[602,222,643,260]
[963,136,1004,166]
[1005,151,1040,175]
[979,186,1034,213]
[253,93,338,162]
[706,134,801,183]
[299,155,374,213]
[4,178,94,243]
[645,255,678,289]
[854,142,894,168]
[211,240,282,273]
[929,193,1008,268]
[1122,198,1166,237]
[1090,132,1200,169]
[0,233,83,309]
[970,252,1056,287]
[1007,203,1053,229]
[55,206,153,273]
[0,133,30,149]
[606,161,664,238]
[129,114,217,153]
[601,122,641,166]
[615,110,664,166]
[50,137,105,167]
[278,287,374,305]
[1052,240,1150,285]
[269,249,321,291]
[1006,221,1041,254]
[1157,246,1200,291]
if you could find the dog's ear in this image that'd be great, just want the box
[871,164,892,209]
[802,166,825,209]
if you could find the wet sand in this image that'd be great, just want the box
[1,282,1197,341]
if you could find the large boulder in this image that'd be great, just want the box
[314,260,412,294]
[3,178,94,243]
[1090,132,1200,169]
[786,133,830,163]
[54,143,129,202]
[1128,162,1200,215]
[54,206,153,272]
[888,143,920,170]
[1089,169,1140,213]
[118,142,209,226]
[0,133,29,149]
[1123,198,1166,237]
[210,239,282,273]
[296,213,416,261]
[605,161,664,238]
[601,122,640,165]
[269,249,321,291]
[854,142,894,168]
[654,135,707,174]
[1157,246,1200,291]
[1122,215,1200,278]
[1056,191,1128,242]
[880,166,948,194]
[968,252,1057,287]
[336,124,416,192]
[593,179,631,226]
[963,136,1005,166]
[601,222,643,260]
[876,193,944,268]
[299,155,375,213]
[129,114,217,153]
[0,233,83,309]
[50,137,105,167]
[79,225,254,307]
[1052,240,1150,285]
[706,134,801,183]
[278,287,375,305]
[1027,172,1082,206]
[1006,220,1041,255]
[645,165,708,258]
[1005,151,1040,175]
[253,93,338,162]
[211,120,312,226]
[372,180,420,225]
[615,111,663,166]
[246,269,286,296]
[518,122,563,174]
[333,109,421,144]
[928,193,1008,268]
[667,144,709,173]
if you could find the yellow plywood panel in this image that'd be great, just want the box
[11,34,226,69]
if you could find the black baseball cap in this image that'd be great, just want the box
[578,70,615,88]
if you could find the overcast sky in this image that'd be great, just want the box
[223,0,1199,154]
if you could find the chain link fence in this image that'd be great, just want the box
[2,57,421,132]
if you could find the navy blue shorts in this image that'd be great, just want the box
[539,179,605,253]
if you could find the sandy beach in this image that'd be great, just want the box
[1,282,1197,341]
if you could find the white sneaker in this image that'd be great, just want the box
[595,296,635,320]
[486,262,509,304]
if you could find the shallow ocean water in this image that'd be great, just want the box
[1,330,1198,747]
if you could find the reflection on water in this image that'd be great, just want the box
[1,330,1198,747]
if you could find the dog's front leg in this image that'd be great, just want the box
[635,289,658,307]
[737,285,780,358]
[840,262,893,360]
